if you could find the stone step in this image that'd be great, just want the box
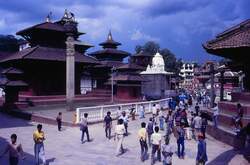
[219,101,250,116]
[206,110,250,129]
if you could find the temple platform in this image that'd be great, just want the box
[14,89,112,109]
[202,92,250,155]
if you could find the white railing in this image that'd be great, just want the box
[76,98,171,123]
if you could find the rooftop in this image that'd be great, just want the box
[0,46,99,64]
[203,19,250,60]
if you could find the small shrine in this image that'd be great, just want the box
[141,52,173,99]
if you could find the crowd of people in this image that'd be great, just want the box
[1,91,250,165]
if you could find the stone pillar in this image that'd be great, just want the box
[220,70,225,101]
[66,35,75,111]
[210,63,215,107]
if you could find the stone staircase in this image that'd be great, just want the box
[203,92,250,150]
[16,89,111,109]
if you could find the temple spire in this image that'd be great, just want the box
[61,9,76,22]
[99,31,121,49]
[46,12,52,22]
[108,30,113,41]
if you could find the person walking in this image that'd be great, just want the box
[139,105,145,119]
[33,124,46,165]
[176,124,185,159]
[212,103,219,128]
[193,114,202,140]
[195,103,200,116]
[56,112,62,131]
[0,134,25,165]
[138,122,148,162]
[162,136,173,165]
[80,113,90,143]
[114,119,125,156]
[130,105,136,120]
[201,115,208,138]
[159,109,165,131]
[152,104,158,123]
[196,134,208,165]
[117,106,122,119]
[119,111,129,136]
[151,126,162,165]
[147,117,154,147]
[104,111,112,139]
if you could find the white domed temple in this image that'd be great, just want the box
[141,52,173,99]
[141,52,173,75]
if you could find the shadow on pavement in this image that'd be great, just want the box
[0,136,56,165]
[207,149,238,165]
[0,136,36,165]
[0,112,32,129]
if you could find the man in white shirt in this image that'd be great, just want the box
[114,119,125,156]
[152,104,158,125]
[162,136,173,165]
[151,126,161,165]
[152,104,157,116]
[193,115,202,140]
[212,103,219,128]
[119,111,129,136]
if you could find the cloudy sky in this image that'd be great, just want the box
[0,0,249,63]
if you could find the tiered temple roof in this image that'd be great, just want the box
[0,10,99,65]
[112,63,144,82]
[0,46,98,64]
[89,31,130,61]
[203,19,250,61]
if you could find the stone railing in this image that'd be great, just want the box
[76,98,170,123]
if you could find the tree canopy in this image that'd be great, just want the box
[135,41,182,73]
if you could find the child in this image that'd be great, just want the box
[0,134,25,165]
[56,112,62,131]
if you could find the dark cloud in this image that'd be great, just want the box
[0,0,249,63]
[144,0,211,17]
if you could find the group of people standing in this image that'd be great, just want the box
[1,97,210,165]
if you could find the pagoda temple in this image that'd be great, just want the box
[0,11,99,106]
[203,19,250,128]
[203,19,250,90]
[112,63,144,100]
[129,50,153,68]
[87,31,131,90]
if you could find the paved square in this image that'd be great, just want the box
[0,113,248,165]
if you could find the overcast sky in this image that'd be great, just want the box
[0,0,249,63]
